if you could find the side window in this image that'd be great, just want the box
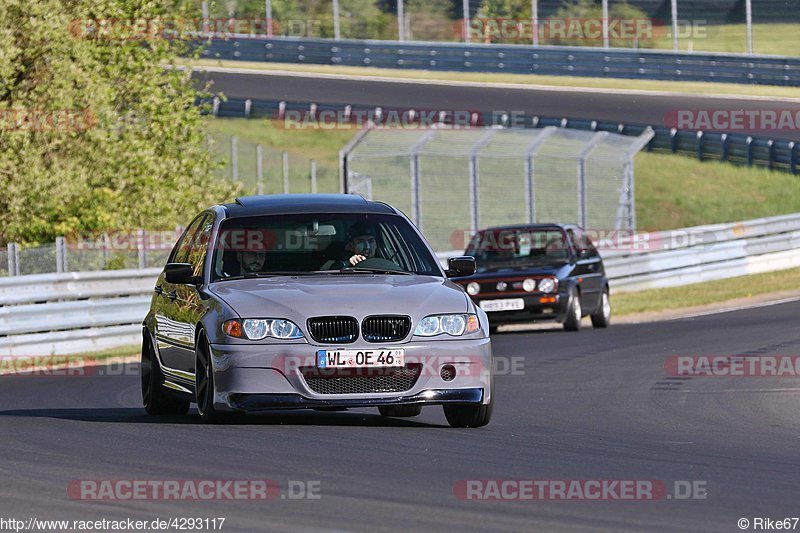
[569,229,599,258]
[187,215,214,277]
[170,214,206,265]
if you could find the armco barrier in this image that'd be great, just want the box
[201,37,800,87]
[3,214,800,356]
[0,269,159,357]
[202,97,799,174]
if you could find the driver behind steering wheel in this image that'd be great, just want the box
[345,222,377,266]
[321,222,378,269]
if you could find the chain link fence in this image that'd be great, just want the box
[4,236,173,277]
[344,126,653,252]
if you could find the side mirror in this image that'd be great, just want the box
[165,263,199,285]
[445,256,476,278]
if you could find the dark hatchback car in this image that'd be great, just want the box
[451,224,611,332]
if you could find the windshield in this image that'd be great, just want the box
[465,228,571,270]
[211,213,441,280]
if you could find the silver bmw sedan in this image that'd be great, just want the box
[141,194,493,427]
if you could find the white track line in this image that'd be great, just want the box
[189,65,800,104]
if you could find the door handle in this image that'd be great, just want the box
[154,285,163,295]
[167,291,177,300]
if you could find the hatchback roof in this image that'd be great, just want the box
[221,194,397,218]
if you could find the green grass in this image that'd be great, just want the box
[205,117,352,194]
[634,152,800,230]
[614,267,800,316]
[651,23,798,56]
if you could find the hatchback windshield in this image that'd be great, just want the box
[465,228,571,270]
[212,213,441,280]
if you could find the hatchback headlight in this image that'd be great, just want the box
[466,282,481,296]
[538,278,557,294]
[414,314,480,337]
[223,318,304,340]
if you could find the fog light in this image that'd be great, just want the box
[440,364,456,381]
[522,278,536,292]
[466,282,480,296]
[496,281,507,291]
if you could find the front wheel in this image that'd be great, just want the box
[563,289,582,332]
[195,333,231,424]
[443,401,493,428]
[591,288,611,328]
[141,333,189,416]
[378,405,422,418]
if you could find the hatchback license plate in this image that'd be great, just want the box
[480,298,525,312]
[317,349,405,368]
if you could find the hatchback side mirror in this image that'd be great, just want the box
[446,256,476,278]
[165,263,200,285]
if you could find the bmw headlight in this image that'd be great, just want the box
[538,278,557,294]
[223,319,304,340]
[414,314,480,337]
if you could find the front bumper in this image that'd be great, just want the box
[228,388,484,412]
[208,338,492,412]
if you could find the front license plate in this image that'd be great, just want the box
[317,349,405,368]
[480,298,525,312]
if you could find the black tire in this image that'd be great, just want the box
[563,288,582,332]
[195,332,231,424]
[443,400,493,428]
[378,405,422,418]
[591,287,611,328]
[141,333,190,416]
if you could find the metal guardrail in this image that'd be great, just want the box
[3,213,800,356]
[204,97,799,175]
[201,37,800,87]
[0,269,158,356]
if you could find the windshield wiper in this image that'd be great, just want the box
[338,267,413,275]
[214,271,329,281]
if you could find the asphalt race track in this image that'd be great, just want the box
[193,69,800,141]
[2,300,800,531]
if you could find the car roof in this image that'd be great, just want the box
[220,194,398,218]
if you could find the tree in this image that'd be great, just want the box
[0,0,237,246]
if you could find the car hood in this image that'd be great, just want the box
[209,275,470,322]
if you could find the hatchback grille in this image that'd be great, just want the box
[300,364,422,395]
[307,316,359,344]
[361,315,411,343]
